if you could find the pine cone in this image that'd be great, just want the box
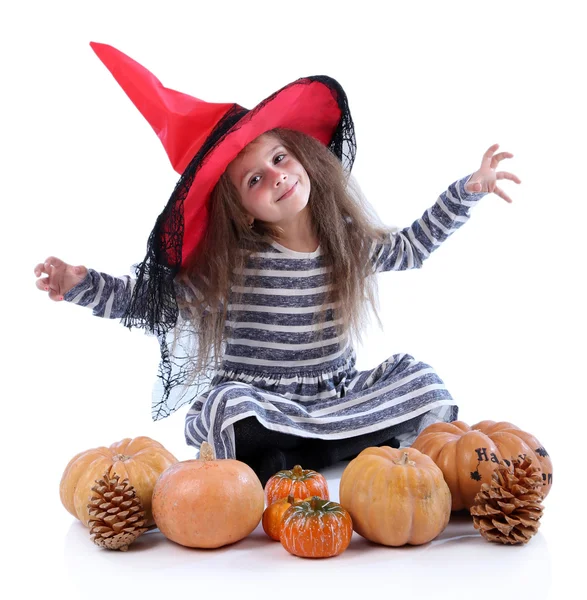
[87,469,148,551]
[470,456,544,544]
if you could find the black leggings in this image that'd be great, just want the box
[233,417,400,485]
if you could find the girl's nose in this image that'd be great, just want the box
[273,171,287,187]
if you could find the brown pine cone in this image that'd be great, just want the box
[87,469,148,551]
[470,456,544,544]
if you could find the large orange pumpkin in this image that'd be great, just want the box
[152,442,264,548]
[339,446,451,546]
[59,436,178,527]
[411,420,553,511]
[280,496,353,558]
[265,465,329,506]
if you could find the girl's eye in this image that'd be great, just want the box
[248,155,285,187]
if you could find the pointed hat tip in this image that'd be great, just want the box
[89,41,116,58]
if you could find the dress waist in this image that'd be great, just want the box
[216,345,356,380]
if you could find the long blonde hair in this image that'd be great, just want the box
[176,128,390,378]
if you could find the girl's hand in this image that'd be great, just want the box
[465,143,521,203]
[34,256,88,302]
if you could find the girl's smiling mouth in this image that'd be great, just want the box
[278,181,297,201]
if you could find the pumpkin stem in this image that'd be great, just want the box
[112,453,131,462]
[292,465,304,478]
[199,442,216,462]
[310,496,321,511]
[395,452,417,467]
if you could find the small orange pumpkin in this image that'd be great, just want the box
[280,496,353,558]
[59,436,178,527]
[262,495,300,541]
[152,442,264,548]
[339,447,451,546]
[411,420,553,511]
[265,465,329,506]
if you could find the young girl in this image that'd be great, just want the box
[34,43,520,485]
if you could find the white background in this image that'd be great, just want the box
[2,1,584,598]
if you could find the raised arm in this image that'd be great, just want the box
[370,144,520,273]
[34,256,135,319]
[34,256,207,324]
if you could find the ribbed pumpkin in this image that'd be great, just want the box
[280,496,353,558]
[339,446,451,546]
[265,465,329,505]
[59,436,178,527]
[411,420,553,511]
[152,442,264,548]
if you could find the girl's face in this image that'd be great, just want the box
[226,133,311,226]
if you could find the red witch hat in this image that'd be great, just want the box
[89,42,356,342]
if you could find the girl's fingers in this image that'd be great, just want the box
[35,256,64,276]
[497,171,522,184]
[35,276,50,291]
[35,276,63,299]
[34,262,47,277]
[491,152,514,167]
[47,289,64,302]
[43,256,65,273]
[481,144,500,168]
[34,256,69,300]
[494,185,513,203]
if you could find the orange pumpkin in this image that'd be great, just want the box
[152,442,264,548]
[339,447,451,546]
[59,436,178,527]
[262,495,300,541]
[280,496,353,558]
[411,420,553,511]
[265,464,329,506]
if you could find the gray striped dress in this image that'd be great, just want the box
[64,175,486,458]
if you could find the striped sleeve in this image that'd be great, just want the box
[62,268,205,322]
[62,269,136,319]
[370,174,487,273]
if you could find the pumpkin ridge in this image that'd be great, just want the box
[492,432,534,469]
[404,467,415,546]
[68,448,112,474]
[115,436,164,455]
[108,438,132,453]
[437,440,461,510]
[110,460,130,480]
[474,421,520,436]
[461,430,502,509]
[60,449,111,514]
[415,432,460,454]
[131,445,172,460]
[73,456,112,525]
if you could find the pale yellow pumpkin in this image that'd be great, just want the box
[59,436,178,527]
[339,446,451,546]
